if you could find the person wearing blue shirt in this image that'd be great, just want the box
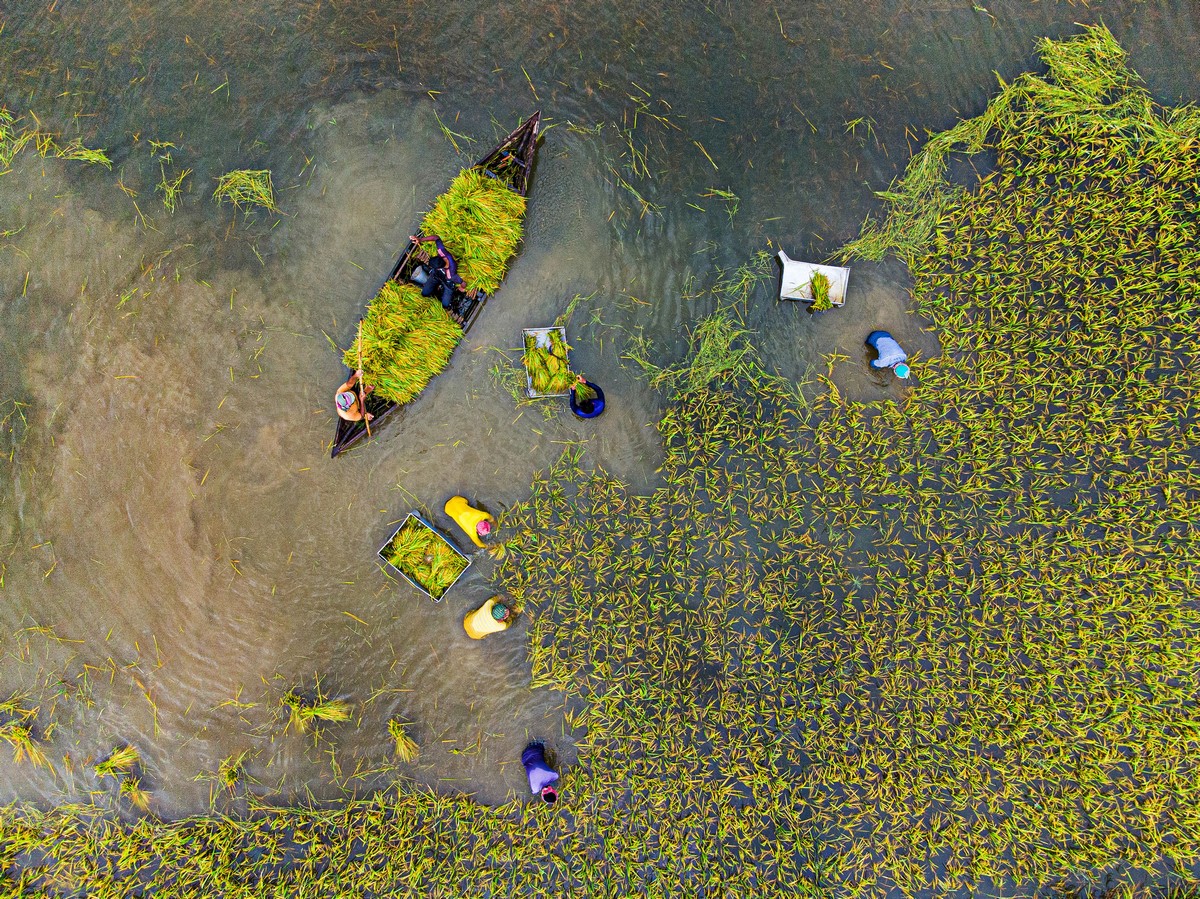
[866,331,910,379]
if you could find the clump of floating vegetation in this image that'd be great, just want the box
[212,169,277,212]
[381,516,467,599]
[280,680,352,736]
[93,745,140,779]
[0,692,49,769]
[94,745,151,812]
[342,282,463,405]
[0,108,110,171]
[388,718,419,763]
[0,25,1198,899]
[420,167,526,294]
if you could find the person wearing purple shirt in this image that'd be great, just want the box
[521,741,559,803]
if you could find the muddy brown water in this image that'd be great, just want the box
[1,0,1198,815]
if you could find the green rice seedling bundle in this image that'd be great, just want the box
[344,281,464,405]
[213,169,277,212]
[523,328,576,396]
[420,167,526,294]
[809,271,832,311]
[281,688,352,735]
[388,718,419,763]
[93,745,140,779]
[381,515,468,599]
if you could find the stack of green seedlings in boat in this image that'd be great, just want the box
[382,516,467,599]
[523,330,577,396]
[346,167,527,402]
[4,27,1200,899]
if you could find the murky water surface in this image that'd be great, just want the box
[1,0,1198,815]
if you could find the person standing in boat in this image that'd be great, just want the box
[410,235,464,310]
[334,369,374,422]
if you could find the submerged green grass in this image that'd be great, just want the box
[1,24,1198,899]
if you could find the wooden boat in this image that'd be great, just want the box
[330,111,542,458]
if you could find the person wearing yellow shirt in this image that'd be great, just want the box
[444,496,495,548]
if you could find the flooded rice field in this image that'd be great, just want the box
[1,0,1199,818]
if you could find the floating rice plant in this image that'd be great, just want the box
[217,751,252,793]
[0,693,49,769]
[342,281,463,405]
[119,777,152,812]
[281,680,352,736]
[157,167,191,213]
[213,169,277,212]
[93,745,140,779]
[0,109,36,168]
[388,718,419,763]
[0,108,110,170]
[52,137,112,169]
[420,167,526,294]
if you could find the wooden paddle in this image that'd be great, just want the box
[356,321,371,438]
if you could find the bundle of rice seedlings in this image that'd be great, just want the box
[382,517,468,599]
[119,777,152,812]
[810,271,832,311]
[0,719,49,769]
[213,169,277,212]
[524,330,577,396]
[281,688,352,735]
[94,745,140,779]
[388,718,420,763]
[343,281,464,405]
[421,167,526,294]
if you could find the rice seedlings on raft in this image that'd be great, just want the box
[523,330,577,396]
[213,169,277,212]
[381,517,467,599]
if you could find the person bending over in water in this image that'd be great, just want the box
[335,369,374,422]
